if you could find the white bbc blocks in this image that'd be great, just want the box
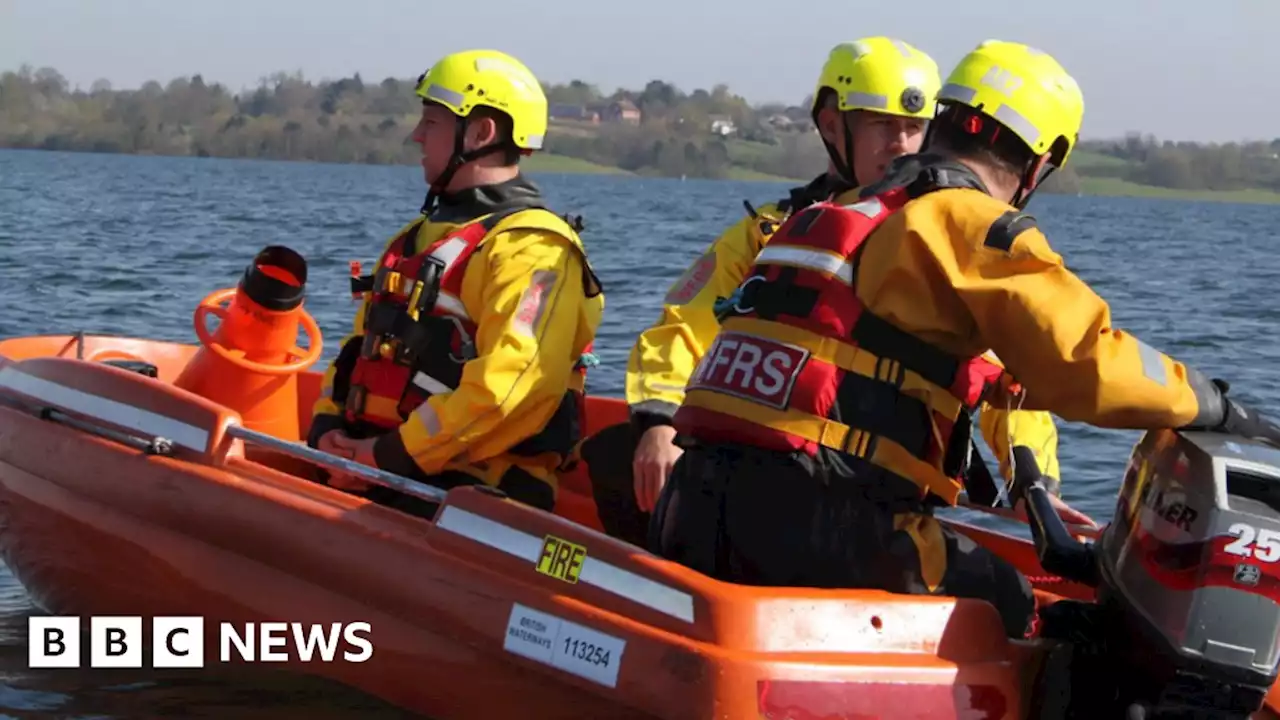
[28,616,81,668]
[30,615,204,668]
[89,616,142,667]
[27,616,372,667]
[153,616,204,668]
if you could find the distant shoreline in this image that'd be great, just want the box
[6,145,1280,205]
[6,66,1277,205]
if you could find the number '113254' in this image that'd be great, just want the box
[563,637,611,667]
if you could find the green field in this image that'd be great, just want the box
[1077,176,1280,204]
[521,153,632,175]
[517,141,1280,205]
[532,141,1280,204]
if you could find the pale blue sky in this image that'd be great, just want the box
[2,0,1276,143]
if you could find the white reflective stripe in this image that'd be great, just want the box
[412,372,452,396]
[1135,339,1168,386]
[843,91,888,111]
[435,506,696,623]
[424,84,465,108]
[434,291,471,321]
[415,401,442,436]
[755,246,854,285]
[472,57,540,97]
[0,366,211,452]
[843,197,883,218]
[428,237,470,275]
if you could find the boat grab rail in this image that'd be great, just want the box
[225,424,448,504]
[0,387,448,505]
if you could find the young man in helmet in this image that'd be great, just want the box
[307,49,604,518]
[583,37,1066,549]
[653,39,1280,638]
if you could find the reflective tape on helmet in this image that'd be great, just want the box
[843,91,889,111]
[939,83,978,105]
[434,505,696,623]
[992,104,1041,148]
[423,84,466,108]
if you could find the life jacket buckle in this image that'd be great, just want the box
[716,274,762,319]
[438,315,476,363]
[409,256,446,320]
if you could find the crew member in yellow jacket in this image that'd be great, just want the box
[653,40,1280,638]
[583,37,1067,547]
[309,49,604,518]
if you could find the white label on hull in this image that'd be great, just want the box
[503,603,625,688]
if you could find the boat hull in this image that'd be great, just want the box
[0,334,1123,719]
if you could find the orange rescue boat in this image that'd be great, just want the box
[1,244,1278,719]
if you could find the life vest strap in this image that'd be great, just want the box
[727,273,980,411]
[851,311,964,400]
[349,273,375,296]
[832,368,932,461]
[736,267,821,320]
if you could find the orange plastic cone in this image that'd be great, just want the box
[174,245,323,441]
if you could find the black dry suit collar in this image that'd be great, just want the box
[858,152,990,199]
[426,173,546,224]
[419,109,521,216]
[780,172,853,212]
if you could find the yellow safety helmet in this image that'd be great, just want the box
[936,40,1084,168]
[810,37,941,120]
[414,49,547,151]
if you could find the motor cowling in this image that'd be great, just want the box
[1031,429,1280,719]
[1101,429,1280,716]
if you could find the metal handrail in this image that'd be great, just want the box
[955,496,1102,540]
[225,424,448,504]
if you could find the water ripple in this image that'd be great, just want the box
[3,148,1280,716]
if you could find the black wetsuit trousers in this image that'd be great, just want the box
[650,443,1036,638]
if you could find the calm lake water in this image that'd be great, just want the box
[1,148,1279,717]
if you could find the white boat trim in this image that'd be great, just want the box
[435,506,697,623]
[0,365,211,453]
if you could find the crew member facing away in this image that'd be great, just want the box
[584,37,1067,548]
[308,49,604,518]
[653,39,1280,638]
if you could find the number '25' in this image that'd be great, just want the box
[1226,523,1280,563]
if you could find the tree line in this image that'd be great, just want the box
[1077,134,1280,192]
[1,65,1275,193]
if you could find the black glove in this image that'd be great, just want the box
[1196,379,1280,445]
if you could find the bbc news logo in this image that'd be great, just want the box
[29,616,373,668]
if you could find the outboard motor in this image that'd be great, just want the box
[1022,429,1280,719]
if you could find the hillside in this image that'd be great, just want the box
[3,65,1279,203]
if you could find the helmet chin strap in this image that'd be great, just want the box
[1011,160,1056,210]
[819,111,860,189]
[420,116,508,216]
